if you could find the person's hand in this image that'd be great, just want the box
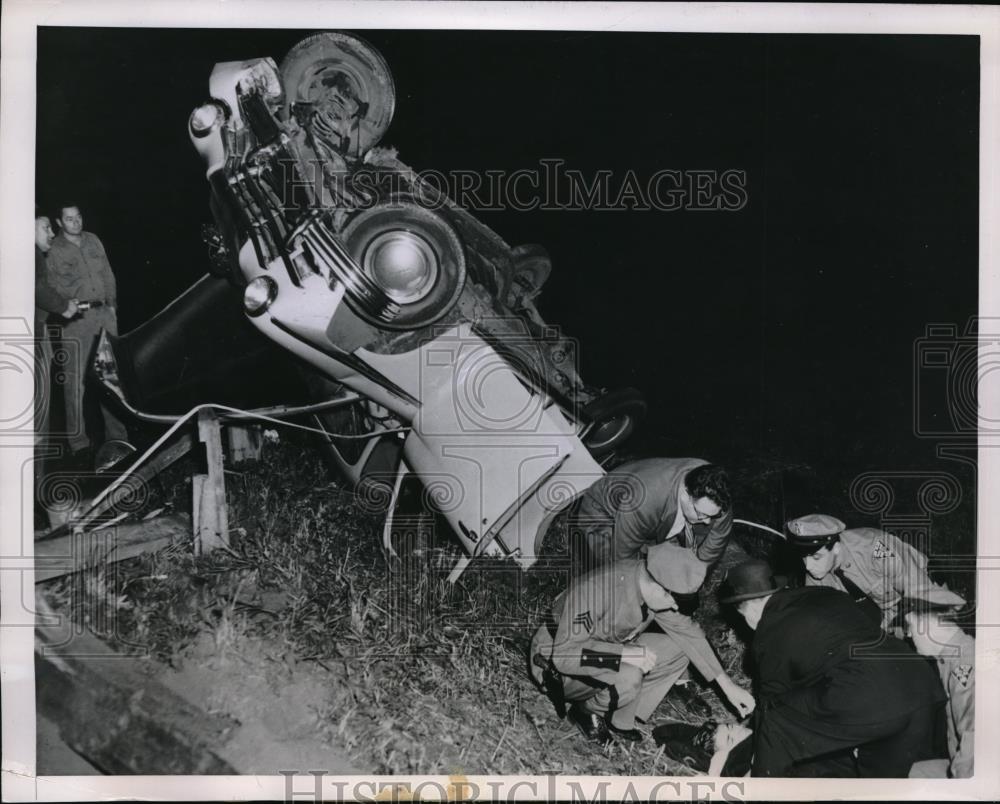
[62,299,79,319]
[717,674,755,717]
[620,644,656,673]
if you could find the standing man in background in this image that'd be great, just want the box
[45,204,128,458]
[34,208,78,441]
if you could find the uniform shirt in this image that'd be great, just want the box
[574,457,733,563]
[934,628,975,778]
[547,559,724,684]
[805,528,964,629]
[46,231,117,306]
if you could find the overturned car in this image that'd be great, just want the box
[94,32,645,572]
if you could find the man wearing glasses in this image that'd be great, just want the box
[569,458,733,575]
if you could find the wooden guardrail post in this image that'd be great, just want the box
[193,409,228,555]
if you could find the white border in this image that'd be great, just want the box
[2,2,998,801]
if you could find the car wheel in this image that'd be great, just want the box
[279,32,395,159]
[580,387,647,458]
[340,198,467,330]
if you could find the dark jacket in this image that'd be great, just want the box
[753,586,944,728]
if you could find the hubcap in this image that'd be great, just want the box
[363,230,439,304]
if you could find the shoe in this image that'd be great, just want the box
[606,721,643,743]
[666,682,714,719]
[652,719,718,772]
[567,702,612,744]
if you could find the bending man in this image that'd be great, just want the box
[570,458,733,572]
[723,560,944,777]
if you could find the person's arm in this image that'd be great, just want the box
[951,728,974,779]
[35,253,75,316]
[949,665,975,778]
[654,608,755,717]
[693,508,733,564]
[884,532,964,606]
[653,609,725,681]
[35,278,71,316]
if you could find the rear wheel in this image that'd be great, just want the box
[579,387,647,458]
[280,32,396,159]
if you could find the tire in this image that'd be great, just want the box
[580,387,647,458]
[279,32,395,159]
[340,198,467,330]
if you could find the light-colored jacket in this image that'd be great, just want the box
[936,628,975,778]
[805,528,964,629]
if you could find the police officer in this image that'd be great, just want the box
[723,560,945,777]
[902,599,975,778]
[786,514,964,630]
[529,542,754,744]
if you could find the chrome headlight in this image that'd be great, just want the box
[188,101,226,138]
[243,275,278,317]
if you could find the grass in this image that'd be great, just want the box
[41,433,975,775]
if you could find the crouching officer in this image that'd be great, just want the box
[786,514,964,630]
[529,543,754,744]
[900,598,975,778]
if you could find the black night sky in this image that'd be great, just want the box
[35,28,979,534]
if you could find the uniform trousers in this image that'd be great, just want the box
[560,632,689,731]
